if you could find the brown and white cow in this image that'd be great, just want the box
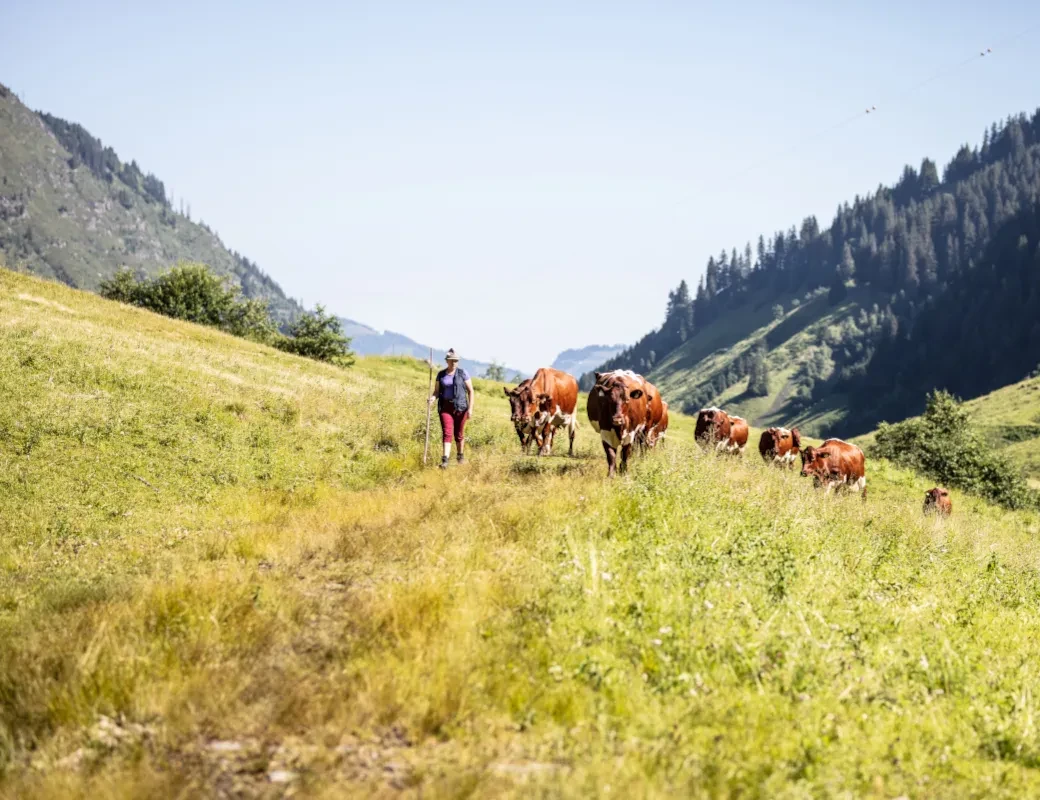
[759,426,801,468]
[923,487,952,516]
[800,438,866,498]
[645,400,669,449]
[695,407,748,455]
[503,378,535,453]
[503,368,578,456]
[587,370,650,476]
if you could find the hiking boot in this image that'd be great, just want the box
[439,456,449,469]
[457,454,465,465]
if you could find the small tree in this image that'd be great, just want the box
[747,346,770,397]
[277,305,354,366]
[872,390,1037,510]
[482,361,506,381]
[771,303,785,321]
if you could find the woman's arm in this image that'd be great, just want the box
[429,371,441,405]
[465,378,475,415]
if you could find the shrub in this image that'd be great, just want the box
[871,390,1038,510]
[100,263,277,344]
[276,305,354,367]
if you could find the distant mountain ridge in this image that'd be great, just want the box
[340,317,525,379]
[551,344,626,377]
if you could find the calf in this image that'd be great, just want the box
[587,370,650,476]
[800,438,867,498]
[923,487,952,517]
[759,426,801,468]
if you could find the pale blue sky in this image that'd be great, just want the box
[3,1,1039,371]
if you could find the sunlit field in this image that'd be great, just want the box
[3,269,1040,798]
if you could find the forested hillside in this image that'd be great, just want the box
[595,109,1040,436]
[0,82,300,320]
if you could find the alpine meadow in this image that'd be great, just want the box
[4,269,1040,797]
[7,6,1040,797]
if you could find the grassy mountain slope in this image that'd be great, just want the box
[5,269,1040,796]
[650,285,887,435]
[0,82,297,318]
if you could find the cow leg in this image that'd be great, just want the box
[568,416,576,457]
[539,424,554,457]
[620,443,633,474]
[602,440,617,477]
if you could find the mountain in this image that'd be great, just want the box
[0,82,300,321]
[0,82,512,370]
[592,108,1040,439]
[551,344,626,377]
[340,317,526,379]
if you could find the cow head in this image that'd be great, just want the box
[763,427,782,453]
[924,487,950,510]
[800,445,830,486]
[504,381,534,427]
[594,378,643,430]
[696,408,728,443]
[790,428,802,449]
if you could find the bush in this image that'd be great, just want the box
[276,305,354,367]
[871,390,1038,510]
[100,263,277,344]
[771,304,784,321]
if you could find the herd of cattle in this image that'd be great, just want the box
[503,367,953,516]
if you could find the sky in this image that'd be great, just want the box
[2,1,1039,372]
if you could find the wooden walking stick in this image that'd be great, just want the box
[423,347,434,466]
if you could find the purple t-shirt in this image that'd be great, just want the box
[439,371,456,402]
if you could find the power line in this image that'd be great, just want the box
[675,21,1040,204]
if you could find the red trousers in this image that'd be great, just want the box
[439,407,469,443]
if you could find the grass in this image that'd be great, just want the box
[4,269,1040,797]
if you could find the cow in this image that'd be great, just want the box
[503,368,578,456]
[503,378,535,453]
[799,438,867,498]
[695,407,748,455]
[758,426,801,468]
[587,370,650,476]
[645,400,669,450]
[639,380,666,452]
[923,487,952,517]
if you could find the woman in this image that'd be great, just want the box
[429,349,474,468]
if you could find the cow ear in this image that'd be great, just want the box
[629,389,643,399]
[594,372,604,383]
[503,387,511,396]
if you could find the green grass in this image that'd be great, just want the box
[4,269,1040,797]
